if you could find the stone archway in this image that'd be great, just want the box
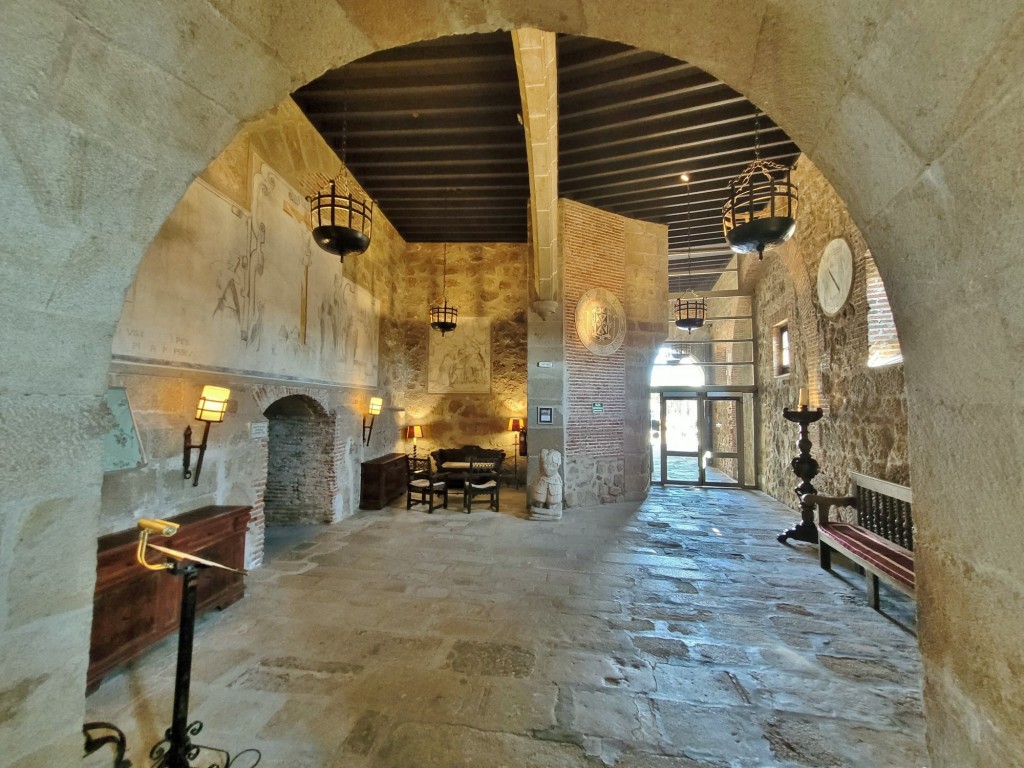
[3,3,1023,765]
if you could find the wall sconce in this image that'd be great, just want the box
[404,424,423,456]
[363,397,383,446]
[183,385,231,487]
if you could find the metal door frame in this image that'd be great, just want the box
[653,391,749,488]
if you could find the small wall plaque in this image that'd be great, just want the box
[249,422,269,439]
[537,407,553,424]
[592,402,604,414]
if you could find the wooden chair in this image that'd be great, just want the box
[406,455,447,513]
[463,455,503,513]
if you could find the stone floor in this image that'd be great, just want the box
[85,487,926,767]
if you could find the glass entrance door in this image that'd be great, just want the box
[660,394,701,484]
[703,396,743,486]
[653,394,745,486]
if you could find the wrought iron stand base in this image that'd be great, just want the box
[777,519,818,545]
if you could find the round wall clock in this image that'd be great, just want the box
[816,238,854,316]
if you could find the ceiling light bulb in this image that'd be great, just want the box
[680,173,690,183]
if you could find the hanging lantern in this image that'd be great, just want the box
[722,113,798,259]
[307,178,373,261]
[430,243,458,335]
[674,293,706,332]
[674,174,707,333]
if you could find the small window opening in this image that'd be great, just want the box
[774,322,791,376]
[865,254,903,367]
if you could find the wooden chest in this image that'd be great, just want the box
[88,504,250,693]
[360,452,408,509]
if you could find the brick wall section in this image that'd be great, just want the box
[561,200,667,505]
[564,202,627,461]
[264,398,335,525]
[865,255,904,366]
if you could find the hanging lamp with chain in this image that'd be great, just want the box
[674,174,707,332]
[722,111,799,259]
[307,102,374,261]
[429,241,458,335]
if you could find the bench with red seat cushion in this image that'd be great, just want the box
[803,472,914,609]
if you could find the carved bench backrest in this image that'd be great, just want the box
[850,472,914,551]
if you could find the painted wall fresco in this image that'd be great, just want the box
[114,155,379,386]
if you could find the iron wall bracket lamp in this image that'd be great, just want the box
[363,397,383,446]
[183,386,231,487]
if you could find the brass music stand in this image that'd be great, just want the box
[134,519,261,768]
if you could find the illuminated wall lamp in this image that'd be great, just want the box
[363,397,383,446]
[183,385,231,487]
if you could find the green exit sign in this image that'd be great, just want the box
[592,402,604,414]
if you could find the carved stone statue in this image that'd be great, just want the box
[530,448,563,521]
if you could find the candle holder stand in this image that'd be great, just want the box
[777,406,824,545]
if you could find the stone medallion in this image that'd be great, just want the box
[575,288,626,357]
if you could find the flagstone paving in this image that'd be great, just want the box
[86,486,926,767]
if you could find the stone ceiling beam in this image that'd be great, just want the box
[513,28,559,319]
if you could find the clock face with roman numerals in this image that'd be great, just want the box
[816,238,854,316]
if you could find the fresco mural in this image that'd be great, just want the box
[114,155,379,386]
[427,316,491,394]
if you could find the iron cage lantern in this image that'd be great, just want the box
[674,293,707,332]
[429,241,459,335]
[674,173,707,332]
[722,113,799,259]
[308,178,374,261]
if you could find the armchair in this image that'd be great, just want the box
[463,454,504,513]
[406,455,448,513]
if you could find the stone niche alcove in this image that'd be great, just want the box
[263,394,336,525]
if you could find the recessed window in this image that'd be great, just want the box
[774,322,791,376]
[865,254,903,367]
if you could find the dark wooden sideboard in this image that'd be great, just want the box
[360,452,408,509]
[88,504,251,692]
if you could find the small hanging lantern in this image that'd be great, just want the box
[430,242,458,335]
[674,174,707,332]
[307,178,373,261]
[722,112,799,259]
[674,293,706,332]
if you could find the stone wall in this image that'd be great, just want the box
[755,158,909,514]
[562,200,667,506]
[390,242,529,467]
[99,99,407,559]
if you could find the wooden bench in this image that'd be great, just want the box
[803,472,914,610]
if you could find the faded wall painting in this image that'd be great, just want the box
[102,387,146,472]
[428,317,491,394]
[113,155,378,386]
